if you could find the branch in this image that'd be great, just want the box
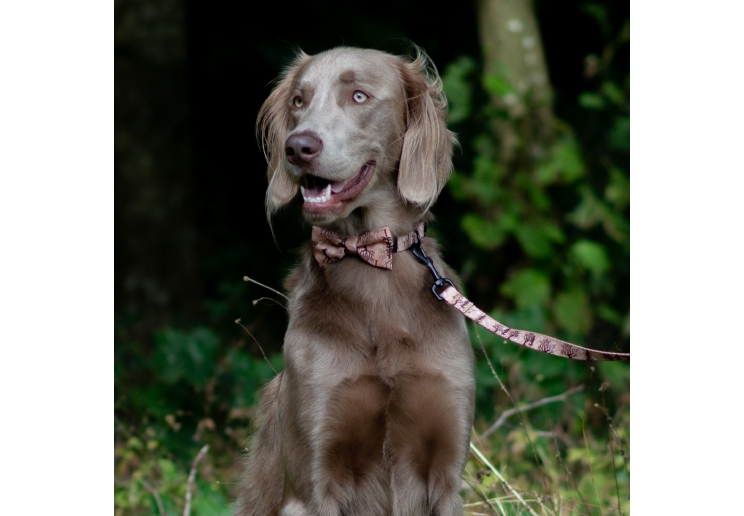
[252,296,287,310]
[480,385,585,439]
[183,444,209,516]
[235,319,277,374]
[243,275,289,301]
[139,478,166,516]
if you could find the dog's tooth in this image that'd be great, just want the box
[300,185,306,196]
[324,183,331,200]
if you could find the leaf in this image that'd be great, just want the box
[581,2,609,26]
[601,81,625,105]
[569,187,629,243]
[571,240,610,274]
[552,139,585,182]
[447,171,468,200]
[461,213,507,249]
[597,305,622,325]
[515,224,552,257]
[500,269,551,308]
[483,72,514,97]
[609,115,630,151]
[153,327,220,387]
[597,361,630,391]
[471,154,504,204]
[442,56,476,124]
[554,289,591,334]
[605,167,630,209]
[515,221,564,258]
[534,137,585,185]
[578,92,605,110]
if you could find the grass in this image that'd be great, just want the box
[114,325,630,516]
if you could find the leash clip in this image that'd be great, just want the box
[411,240,454,301]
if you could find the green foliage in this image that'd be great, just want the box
[115,436,232,516]
[442,56,477,124]
[500,269,551,309]
[116,311,282,514]
[441,9,630,352]
[440,6,629,513]
[153,327,220,387]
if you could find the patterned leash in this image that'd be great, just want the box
[411,241,630,362]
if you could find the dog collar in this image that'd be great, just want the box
[311,222,425,270]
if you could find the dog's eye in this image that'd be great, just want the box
[352,91,368,103]
[293,96,303,108]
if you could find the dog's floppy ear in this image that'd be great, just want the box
[257,51,311,217]
[396,50,456,208]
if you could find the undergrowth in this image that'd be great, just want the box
[115,315,629,516]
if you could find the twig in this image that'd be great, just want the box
[139,478,166,516]
[582,370,602,516]
[551,431,591,516]
[596,395,624,515]
[235,319,277,374]
[252,296,286,309]
[469,442,540,516]
[481,385,585,438]
[243,275,289,301]
[472,325,547,487]
[462,473,504,515]
[183,444,209,516]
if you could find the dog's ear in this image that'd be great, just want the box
[257,52,311,216]
[396,50,456,208]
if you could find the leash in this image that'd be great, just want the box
[311,224,629,361]
[410,240,630,362]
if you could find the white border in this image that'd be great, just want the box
[0,2,111,512]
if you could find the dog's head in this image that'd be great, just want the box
[257,47,454,230]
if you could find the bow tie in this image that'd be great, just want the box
[312,223,425,270]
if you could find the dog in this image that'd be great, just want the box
[235,47,475,516]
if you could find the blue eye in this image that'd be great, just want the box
[352,91,368,103]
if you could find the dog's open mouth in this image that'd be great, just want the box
[300,161,375,213]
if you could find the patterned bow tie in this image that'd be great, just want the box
[311,223,425,270]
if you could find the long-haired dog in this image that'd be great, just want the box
[236,47,475,516]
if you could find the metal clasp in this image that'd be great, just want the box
[410,240,455,301]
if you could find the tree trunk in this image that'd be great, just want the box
[115,0,201,332]
[477,0,554,165]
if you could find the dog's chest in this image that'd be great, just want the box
[285,254,458,381]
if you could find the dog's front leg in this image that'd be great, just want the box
[385,371,472,516]
[308,373,391,516]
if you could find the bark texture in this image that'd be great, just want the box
[115,0,201,329]
[477,0,555,164]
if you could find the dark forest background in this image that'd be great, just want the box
[115,0,630,514]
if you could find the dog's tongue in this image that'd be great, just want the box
[330,178,347,194]
[304,178,348,198]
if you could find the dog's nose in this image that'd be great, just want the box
[285,131,323,166]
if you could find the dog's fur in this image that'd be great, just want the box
[235,47,475,516]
